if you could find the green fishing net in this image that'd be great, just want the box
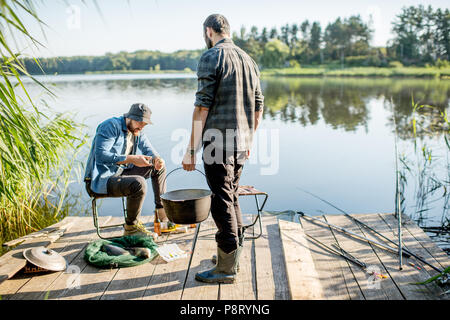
[84,235,158,268]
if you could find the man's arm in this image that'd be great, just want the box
[182,106,209,171]
[116,154,152,167]
[182,51,216,171]
[94,121,153,168]
[254,66,264,132]
[247,69,264,159]
[255,109,263,131]
[95,122,128,166]
[117,134,160,168]
[139,133,165,169]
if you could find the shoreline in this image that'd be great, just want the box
[260,66,450,79]
[22,67,450,80]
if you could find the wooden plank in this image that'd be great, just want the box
[6,217,95,300]
[0,217,77,285]
[181,217,219,300]
[102,219,198,299]
[323,216,365,300]
[278,219,324,300]
[325,215,402,300]
[353,213,444,300]
[299,215,352,300]
[8,216,113,300]
[380,213,447,278]
[57,216,146,300]
[99,215,171,300]
[219,231,256,300]
[0,216,111,300]
[3,220,74,248]
[263,216,291,300]
[140,226,197,300]
[321,215,364,300]
[377,213,448,300]
[397,213,449,270]
[253,215,284,300]
[39,216,122,300]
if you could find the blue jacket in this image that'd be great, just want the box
[84,115,159,194]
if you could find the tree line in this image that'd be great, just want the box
[22,5,449,74]
[22,49,203,74]
[234,5,449,68]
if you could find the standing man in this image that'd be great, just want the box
[182,14,264,283]
[84,103,168,238]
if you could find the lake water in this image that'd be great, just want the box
[24,74,450,234]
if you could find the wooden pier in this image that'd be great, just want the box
[0,212,448,300]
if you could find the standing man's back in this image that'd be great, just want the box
[183,14,264,284]
[196,37,264,151]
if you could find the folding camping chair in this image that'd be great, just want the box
[84,177,128,239]
[238,185,269,240]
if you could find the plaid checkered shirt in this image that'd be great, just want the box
[194,38,264,151]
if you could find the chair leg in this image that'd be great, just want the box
[242,194,268,240]
[92,198,102,239]
[121,197,127,221]
[91,197,125,240]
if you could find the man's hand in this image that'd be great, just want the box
[153,157,165,170]
[182,151,196,171]
[130,155,152,167]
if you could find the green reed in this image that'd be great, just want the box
[0,1,86,247]
[397,96,449,236]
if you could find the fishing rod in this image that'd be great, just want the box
[297,211,411,259]
[296,187,444,274]
[297,187,407,247]
[304,232,367,269]
[331,243,367,268]
[391,97,403,270]
[305,233,390,280]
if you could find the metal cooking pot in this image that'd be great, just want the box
[160,168,211,224]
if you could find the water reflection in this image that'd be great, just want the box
[262,77,450,138]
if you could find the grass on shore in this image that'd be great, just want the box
[261,66,450,79]
[84,68,195,75]
[77,66,450,79]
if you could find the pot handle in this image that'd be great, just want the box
[163,167,206,187]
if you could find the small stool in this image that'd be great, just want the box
[239,185,268,240]
[84,178,128,239]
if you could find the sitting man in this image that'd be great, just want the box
[84,103,168,238]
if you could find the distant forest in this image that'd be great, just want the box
[23,5,449,74]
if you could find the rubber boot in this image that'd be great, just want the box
[211,254,241,272]
[195,246,242,284]
[211,227,245,271]
[155,207,168,222]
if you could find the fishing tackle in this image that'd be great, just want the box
[297,211,411,259]
[296,188,444,274]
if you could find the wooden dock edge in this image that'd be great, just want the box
[278,219,324,300]
[0,216,110,285]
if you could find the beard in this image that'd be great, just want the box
[204,33,213,49]
[126,122,141,136]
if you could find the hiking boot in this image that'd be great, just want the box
[123,220,158,240]
[195,246,242,284]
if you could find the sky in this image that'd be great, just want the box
[16,0,450,58]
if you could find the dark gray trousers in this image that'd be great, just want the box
[203,145,246,254]
[106,165,166,225]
